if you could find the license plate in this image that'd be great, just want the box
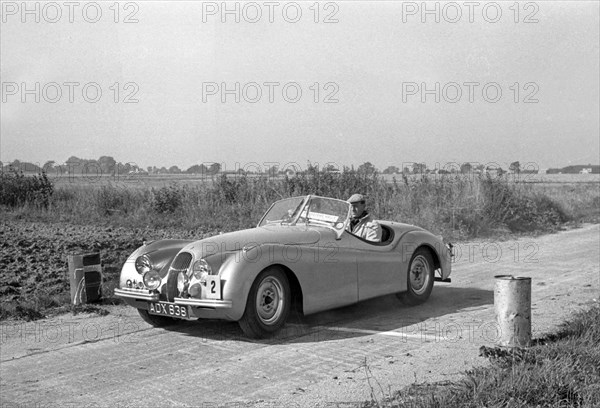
[148,302,190,319]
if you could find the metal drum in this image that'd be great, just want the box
[494,275,532,348]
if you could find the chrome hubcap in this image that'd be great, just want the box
[410,255,430,295]
[256,277,284,325]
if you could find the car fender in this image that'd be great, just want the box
[216,242,316,321]
[400,231,452,279]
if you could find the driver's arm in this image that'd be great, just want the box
[365,221,382,242]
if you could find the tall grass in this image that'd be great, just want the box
[0,169,53,208]
[1,169,579,239]
[369,304,600,407]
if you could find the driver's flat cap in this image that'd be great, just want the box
[347,193,365,204]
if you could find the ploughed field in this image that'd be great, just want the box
[0,220,215,319]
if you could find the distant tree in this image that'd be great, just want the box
[43,160,56,171]
[65,156,81,174]
[460,162,473,174]
[383,166,400,175]
[168,165,181,174]
[98,156,116,175]
[186,164,204,174]
[206,162,221,176]
[509,161,521,174]
[412,163,427,174]
[113,162,131,175]
[357,162,377,175]
[12,160,42,173]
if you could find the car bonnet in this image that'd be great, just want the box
[182,225,322,256]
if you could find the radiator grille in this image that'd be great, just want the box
[171,252,192,270]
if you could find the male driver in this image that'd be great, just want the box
[346,194,382,242]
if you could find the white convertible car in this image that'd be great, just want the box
[115,195,453,338]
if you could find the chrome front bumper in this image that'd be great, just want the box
[114,288,159,301]
[114,288,233,309]
[173,297,233,308]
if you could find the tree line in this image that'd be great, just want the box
[4,157,595,177]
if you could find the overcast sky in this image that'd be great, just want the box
[1,1,598,172]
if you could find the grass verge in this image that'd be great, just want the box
[365,304,600,408]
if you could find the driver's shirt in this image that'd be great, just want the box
[348,212,382,242]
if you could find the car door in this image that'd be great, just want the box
[299,227,359,315]
[349,232,403,301]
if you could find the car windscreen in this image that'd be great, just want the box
[299,197,350,230]
[258,197,306,226]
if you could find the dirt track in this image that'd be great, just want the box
[1,224,599,407]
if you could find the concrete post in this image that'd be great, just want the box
[494,275,532,348]
[67,253,102,305]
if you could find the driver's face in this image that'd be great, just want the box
[350,201,366,218]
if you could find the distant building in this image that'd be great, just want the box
[128,168,148,175]
[580,168,592,174]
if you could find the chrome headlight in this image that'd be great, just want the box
[135,255,153,275]
[192,259,212,280]
[143,270,161,290]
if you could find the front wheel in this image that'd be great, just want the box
[397,248,434,306]
[137,308,178,327]
[238,267,291,339]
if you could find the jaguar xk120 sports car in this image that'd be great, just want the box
[114,195,453,338]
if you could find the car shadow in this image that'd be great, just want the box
[162,286,493,344]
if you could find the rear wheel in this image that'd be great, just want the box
[137,308,178,327]
[239,267,291,339]
[398,248,434,306]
